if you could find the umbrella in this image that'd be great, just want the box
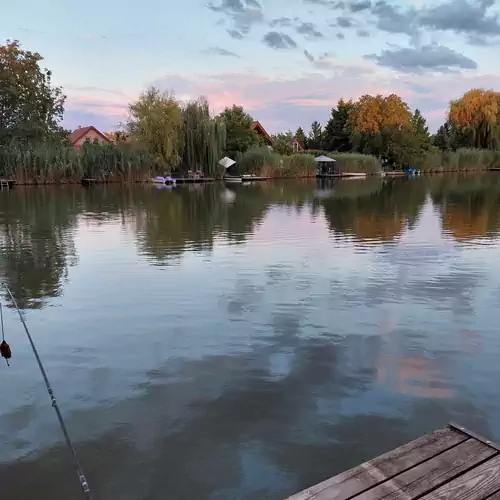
[219,156,236,169]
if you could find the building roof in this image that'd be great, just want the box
[251,121,273,145]
[68,126,111,145]
[315,155,336,162]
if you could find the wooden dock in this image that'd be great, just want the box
[173,177,215,184]
[287,423,500,499]
[0,179,15,190]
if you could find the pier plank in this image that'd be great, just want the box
[419,454,500,500]
[351,439,496,500]
[287,427,466,500]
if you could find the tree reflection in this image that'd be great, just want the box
[321,178,428,242]
[0,187,81,308]
[431,174,500,241]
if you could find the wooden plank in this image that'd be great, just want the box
[286,428,466,500]
[351,439,497,500]
[420,454,500,500]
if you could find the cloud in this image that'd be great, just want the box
[202,46,240,57]
[262,31,298,49]
[370,0,417,35]
[366,44,477,73]
[357,29,370,36]
[418,0,500,36]
[270,17,293,27]
[337,15,355,27]
[304,49,315,62]
[296,21,324,38]
[349,0,372,12]
[336,33,346,39]
[208,0,264,36]
[227,29,245,39]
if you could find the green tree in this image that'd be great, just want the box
[411,109,431,150]
[322,98,354,152]
[217,105,259,158]
[308,120,323,149]
[125,86,183,168]
[295,127,307,149]
[181,97,226,176]
[0,40,66,144]
[433,122,451,151]
[272,131,294,155]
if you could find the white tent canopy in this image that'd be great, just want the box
[219,156,236,169]
[314,155,336,162]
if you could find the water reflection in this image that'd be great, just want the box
[0,176,499,499]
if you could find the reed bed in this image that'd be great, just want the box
[0,142,159,184]
[236,147,316,177]
[416,148,500,172]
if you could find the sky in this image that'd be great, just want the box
[2,0,500,134]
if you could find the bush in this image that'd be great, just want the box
[327,152,381,174]
[235,147,316,177]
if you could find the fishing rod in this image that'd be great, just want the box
[3,286,92,499]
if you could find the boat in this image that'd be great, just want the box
[223,176,243,183]
[241,174,268,182]
[151,176,176,185]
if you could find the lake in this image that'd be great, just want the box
[0,174,500,499]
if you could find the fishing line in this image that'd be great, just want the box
[4,286,92,499]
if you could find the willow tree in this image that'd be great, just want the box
[125,86,183,170]
[448,89,500,149]
[181,97,226,177]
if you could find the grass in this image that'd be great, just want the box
[407,148,500,172]
[235,147,316,178]
[0,142,160,184]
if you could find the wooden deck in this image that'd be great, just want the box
[287,423,500,500]
[173,177,215,184]
[0,179,15,190]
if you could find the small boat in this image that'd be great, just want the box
[223,176,243,183]
[241,174,267,182]
[151,176,176,185]
[405,167,420,176]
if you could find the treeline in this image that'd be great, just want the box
[273,91,500,171]
[2,39,500,183]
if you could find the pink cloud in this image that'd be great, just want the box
[62,68,500,134]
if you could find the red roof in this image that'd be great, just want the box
[251,121,273,145]
[68,126,111,145]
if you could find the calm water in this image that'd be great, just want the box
[0,175,500,499]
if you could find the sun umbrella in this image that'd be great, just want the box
[219,156,236,169]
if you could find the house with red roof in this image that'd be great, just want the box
[251,121,273,146]
[69,126,112,150]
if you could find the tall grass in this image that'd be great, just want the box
[327,152,381,174]
[416,148,500,172]
[0,142,160,184]
[235,147,316,177]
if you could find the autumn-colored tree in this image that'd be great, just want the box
[0,40,66,144]
[348,94,412,133]
[448,88,500,149]
[348,94,413,164]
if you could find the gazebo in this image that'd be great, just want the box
[315,155,339,176]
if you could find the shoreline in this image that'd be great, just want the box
[1,169,499,187]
